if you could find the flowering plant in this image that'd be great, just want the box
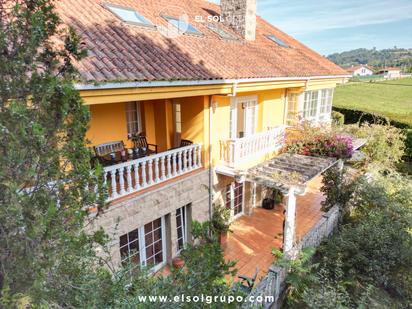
[286,125,354,159]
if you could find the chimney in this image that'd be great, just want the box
[220,0,257,41]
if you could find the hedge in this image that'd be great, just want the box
[332,107,412,160]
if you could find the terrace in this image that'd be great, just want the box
[225,175,326,282]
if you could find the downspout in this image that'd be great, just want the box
[208,95,214,220]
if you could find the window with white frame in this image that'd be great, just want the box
[176,206,187,251]
[230,96,258,139]
[319,89,334,121]
[119,217,165,271]
[302,89,334,124]
[287,92,299,125]
[225,182,244,218]
[126,102,142,138]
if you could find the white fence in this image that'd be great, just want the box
[103,144,202,201]
[220,126,286,168]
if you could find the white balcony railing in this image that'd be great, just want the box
[220,126,286,168]
[104,144,202,201]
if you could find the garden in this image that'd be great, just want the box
[278,122,412,308]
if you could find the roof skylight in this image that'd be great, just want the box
[206,23,238,40]
[105,3,152,27]
[267,35,289,48]
[164,16,202,35]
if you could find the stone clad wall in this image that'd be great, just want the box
[220,0,257,41]
[89,170,210,267]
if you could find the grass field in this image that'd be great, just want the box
[333,78,412,127]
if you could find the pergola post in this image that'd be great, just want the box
[283,186,297,256]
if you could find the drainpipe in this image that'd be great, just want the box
[232,82,238,97]
[208,95,214,220]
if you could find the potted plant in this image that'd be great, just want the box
[273,189,284,208]
[172,256,185,269]
[211,204,231,247]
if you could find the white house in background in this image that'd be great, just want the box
[377,67,402,79]
[347,65,374,77]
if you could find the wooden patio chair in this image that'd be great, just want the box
[131,134,158,155]
[179,139,193,147]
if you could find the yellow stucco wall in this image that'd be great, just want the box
[87,102,131,147]
[84,79,340,167]
[209,89,286,166]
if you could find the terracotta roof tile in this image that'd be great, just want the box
[55,0,348,83]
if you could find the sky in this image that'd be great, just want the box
[209,0,412,55]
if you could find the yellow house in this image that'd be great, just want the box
[56,0,349,273]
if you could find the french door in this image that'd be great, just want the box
[230,96,258,139]
[225,181,245,220]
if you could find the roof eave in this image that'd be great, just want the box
[74,75,351,91]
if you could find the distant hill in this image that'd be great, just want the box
[327,48,412,71]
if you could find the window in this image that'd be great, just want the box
[303,91,318,120]
[120,228,140,268]
[319,89,333,121]
[226,182,244,218]
[206,23,238,40]
[287,92,299,125]
[126,102,142,138]
[164,16,202,35]
[119,217,165,271]
[173,102,182,147]
[267,34,289,48]
[230,96,258,139]
[144,218,164,267]
[105,4,152,26]
[176,206,187,251]
[302,89,334,124]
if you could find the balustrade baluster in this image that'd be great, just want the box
[126,165,132,193]
[167,154,172,178]
[134,162,140,190]
[119,168,125,195]
[160,156,166,180]
[110,170,117,199]
[182,149,188,172]
[148,159,153,185]
[188,148,193,170]
[172,153,177,176]
[141,161,147,187]
[178,151,183,175]
[154,158,160,183]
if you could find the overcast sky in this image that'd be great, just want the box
[209,0,412,55]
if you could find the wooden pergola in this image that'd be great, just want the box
[246,153,338,256]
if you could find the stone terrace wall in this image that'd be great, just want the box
[243,205,340,309]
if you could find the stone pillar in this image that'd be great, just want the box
[283,187,296,255]
[169,210,178,258]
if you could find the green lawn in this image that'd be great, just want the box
[333,78,412,127]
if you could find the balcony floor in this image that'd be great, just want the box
[224,176,325,283]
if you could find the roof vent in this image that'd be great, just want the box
[220,0,257,41]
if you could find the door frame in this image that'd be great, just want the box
[226,181,245,221]
[230,95,258,139]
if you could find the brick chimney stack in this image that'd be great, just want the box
[220,0,257,41]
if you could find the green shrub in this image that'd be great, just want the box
[344,123,406,171]
[332,111,345,126]
[404,129,412,159]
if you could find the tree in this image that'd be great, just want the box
[0,3,242,308]
[0,0,109,305]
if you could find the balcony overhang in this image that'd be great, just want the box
[246,153,338,194]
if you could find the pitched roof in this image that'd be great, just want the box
[346,65,374,73]
[55,0,348,83]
